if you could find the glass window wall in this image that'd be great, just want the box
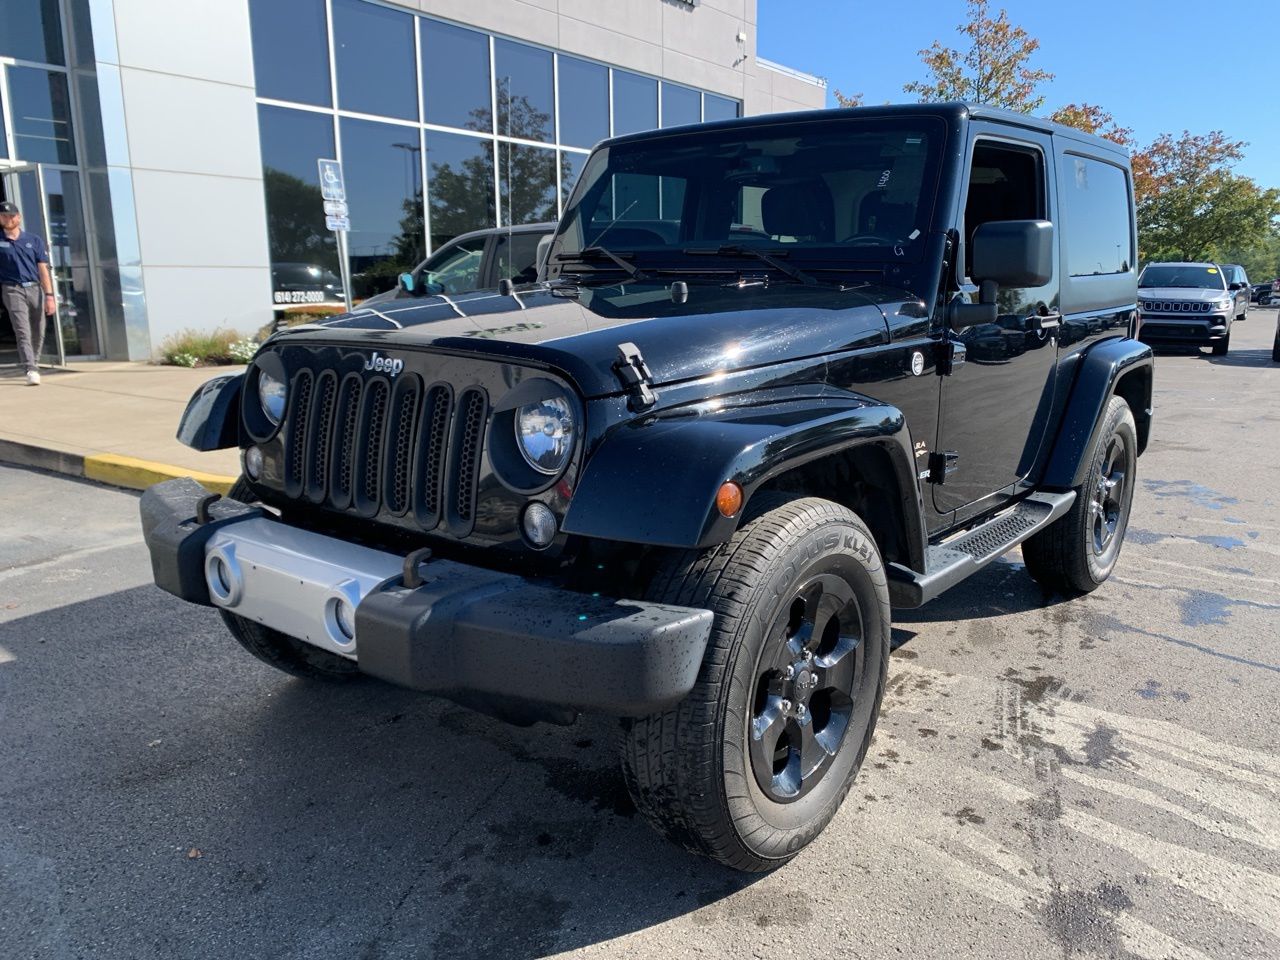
[257,105,340,304]
[0,0,64,66]
[421,19,490,131]
[493,39,553,142]
[249,0,331,107]
[556,56,607,149]
[704,94,739,123]
[498,142,558,226]
[9,66,76,164]
[332,0,416,120]
[612,71,657,137]
[245,0,740,296]
[661,83,700,128]
[340,117,424,299]
[427,130,495,249]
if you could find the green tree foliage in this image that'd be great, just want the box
[1134,131,1280,264]
[904,0,1053,110]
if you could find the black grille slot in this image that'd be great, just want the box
[284,370,313,498]
[330,376,364,509]
[383,376,421,516]
[412,384,453,529]
[452,388,488,529]
[304,372,338,503]
[352,379,390,516]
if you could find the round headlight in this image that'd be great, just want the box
[514,394,576,476]
[258,368,287,425]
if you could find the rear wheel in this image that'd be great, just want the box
[621,496,889,871]
[1023,397,1137,594]
[218,478,361,682]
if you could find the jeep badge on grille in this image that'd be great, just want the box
[364,352,403,377]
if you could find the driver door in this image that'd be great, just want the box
[933,128,1060,523]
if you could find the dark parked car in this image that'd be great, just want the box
[144,103,1151,871]
[1218,264,1250,321]
[1251,281,1273,304]
[1138,262,1236,354]
[361,223,556,308]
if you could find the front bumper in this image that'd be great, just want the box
[139,478,713,717]
[1138,315,1230,344]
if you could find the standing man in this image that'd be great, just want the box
[0,200,56,385]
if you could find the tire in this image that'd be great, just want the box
[1023,397,1137,595]
[620,496,890,872]
[218,478,361,683]
[1211,331,1230,356]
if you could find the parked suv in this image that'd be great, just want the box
[142,104,1152,871]
[1138,262,1235,354]
[361,223,555,307]
[1218,264,1250,321]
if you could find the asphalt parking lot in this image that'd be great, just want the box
[2,311,1278,960]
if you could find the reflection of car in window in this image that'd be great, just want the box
[270,262,343,306]
[361,223,556,307]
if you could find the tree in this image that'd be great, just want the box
[833,89,864,108]
[261,168,339,275]
[1135,130,1280,263]
[904,0,1053,111]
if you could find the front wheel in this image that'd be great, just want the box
[621,496,890,871]
[1211,331,1230,356]
[1023,397,1137,594]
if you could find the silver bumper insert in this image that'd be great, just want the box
[204,518,403,659]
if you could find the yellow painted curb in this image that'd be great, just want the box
[83,453,236,495]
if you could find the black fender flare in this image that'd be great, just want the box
[562,395,927,567]
[176,373,243,451]
[1042,337,1153,490]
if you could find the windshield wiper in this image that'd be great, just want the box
[682,244,818,286]
[555,245,646,280]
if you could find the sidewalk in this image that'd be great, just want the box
[0,361,242,493]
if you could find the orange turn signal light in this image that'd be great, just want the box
[716,481,744,518]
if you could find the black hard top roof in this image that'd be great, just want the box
[604,101,1129,159]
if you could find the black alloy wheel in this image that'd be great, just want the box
[622,495,890,871]
[1090,434,1128,557]
[749,575,868,803]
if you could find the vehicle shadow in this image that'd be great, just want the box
[0,586,761,960]
[1202,348,1276,368]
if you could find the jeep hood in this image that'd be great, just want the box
[276,282,916,398]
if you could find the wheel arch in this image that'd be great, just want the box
[561,395,928,571]
[1042,338,1153,489]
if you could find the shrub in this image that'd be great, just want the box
[157,328,258,367]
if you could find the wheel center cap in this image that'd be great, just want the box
[795,668,813,698]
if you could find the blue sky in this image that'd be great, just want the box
[757,0,1280,188]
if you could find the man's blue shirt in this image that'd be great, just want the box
[0,230,49,285]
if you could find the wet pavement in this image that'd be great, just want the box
[2,312,1278,959]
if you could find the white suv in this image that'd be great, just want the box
[1138,262,1235,355]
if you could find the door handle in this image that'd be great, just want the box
[1031,313,1061,332]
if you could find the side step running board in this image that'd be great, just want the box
[887,490,1076,608]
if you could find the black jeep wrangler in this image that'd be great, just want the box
[141,104,1152,871]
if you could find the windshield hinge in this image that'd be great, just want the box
[612,341,657,412]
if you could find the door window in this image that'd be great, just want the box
[423,238,486,293]
[493,232,546,285]
[963,142,1045,278]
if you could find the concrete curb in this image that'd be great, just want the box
[0,439,236,495]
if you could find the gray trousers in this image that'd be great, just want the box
[2,284,45,372]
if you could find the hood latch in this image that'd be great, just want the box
[612,342,657,412]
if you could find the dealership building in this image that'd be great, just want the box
[0,0,826,363]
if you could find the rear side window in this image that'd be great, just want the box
[1061,155,1133,277]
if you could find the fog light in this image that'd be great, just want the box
[244,445,263,480]
[334,597,355,641]
[522,502,557,548]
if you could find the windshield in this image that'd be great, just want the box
[1138,265,1226,289]
[553,117,945,277]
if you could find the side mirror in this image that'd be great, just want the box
[398,272,415,294]
[971,220,1054,289]
[1228,281,1244,291]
